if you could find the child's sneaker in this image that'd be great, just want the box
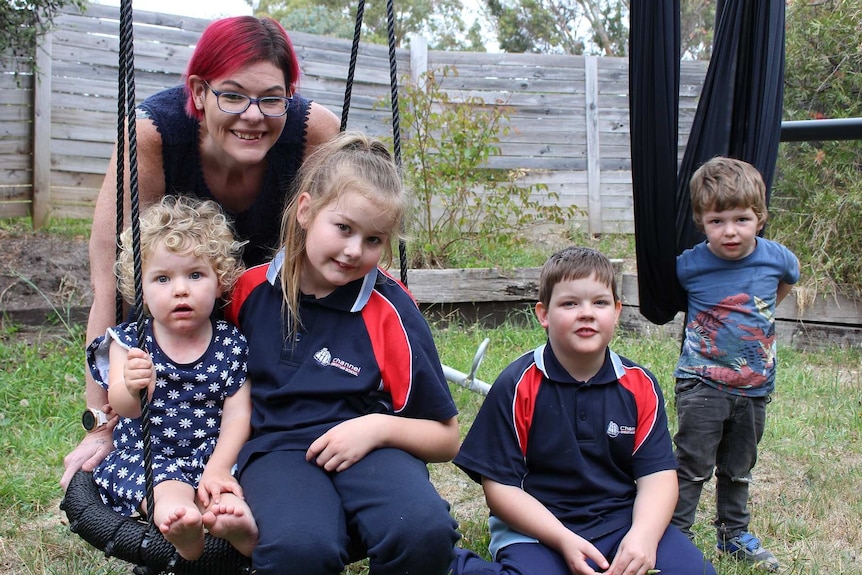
[717,531,780,572]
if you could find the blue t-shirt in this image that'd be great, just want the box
[137,86,312,268]
[454,344,676,558]
[674,237,799,396]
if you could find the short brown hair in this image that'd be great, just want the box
[538,246,618,308]
[689,157,768,232]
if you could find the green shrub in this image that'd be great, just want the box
[395,66,579,269]
[770,0,862,298]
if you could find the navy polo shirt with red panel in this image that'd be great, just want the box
[454,343,677,559]
[224,251,457,475]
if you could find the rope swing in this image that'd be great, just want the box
[60,0,494,569]
[60,0,388,571]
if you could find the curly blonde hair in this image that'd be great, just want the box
[115,196,246,306]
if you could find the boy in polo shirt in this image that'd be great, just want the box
[450,247,716,575]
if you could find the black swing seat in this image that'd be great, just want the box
[61,470,251,574]
[61,470,368,574]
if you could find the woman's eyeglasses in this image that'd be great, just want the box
[204,82,291,118]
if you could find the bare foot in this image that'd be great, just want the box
[159,506,205,561]
[202,502,259,557]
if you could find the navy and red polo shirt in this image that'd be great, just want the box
[454,343,676,556]
[225,252,457,474]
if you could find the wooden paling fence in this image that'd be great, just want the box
[3,5,860,343]
[0,3,709,234]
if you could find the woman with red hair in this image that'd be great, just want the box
[62,16,339,492]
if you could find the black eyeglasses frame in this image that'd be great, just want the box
[203,81,292,118]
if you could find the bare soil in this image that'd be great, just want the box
[0,228,91,343]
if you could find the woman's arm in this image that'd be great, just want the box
[61,122,165,490]
[87,119,166,357]
[302,102,340,159]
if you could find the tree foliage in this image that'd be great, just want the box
[0,0,86,60]
[769,0,862,298]
[253,0,485,51]
[484,0,713,58]
[680,0,715,60]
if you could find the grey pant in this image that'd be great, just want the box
[671,380,767,540]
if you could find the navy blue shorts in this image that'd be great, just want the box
[241,447,459,575]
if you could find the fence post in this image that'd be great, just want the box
[32,30,53,229]
[409,34,428,86]
[584,55,602,236]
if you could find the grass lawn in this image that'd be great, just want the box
[1,318,860,574]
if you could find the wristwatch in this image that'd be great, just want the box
[81,407,109,432]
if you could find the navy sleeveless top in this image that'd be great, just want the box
[137,85,311,267]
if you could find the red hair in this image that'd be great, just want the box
[183,16,301,119]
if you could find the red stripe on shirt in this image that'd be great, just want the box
[362,290,413,412]
[513,365,544,457]
[224,263,269,327]
[617,366,660,454]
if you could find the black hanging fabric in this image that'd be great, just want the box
[628,0,682,325]
[629,0,786,325]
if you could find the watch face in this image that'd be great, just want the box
[82,410,96,431]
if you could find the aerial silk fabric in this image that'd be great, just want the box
[629,0,786,325]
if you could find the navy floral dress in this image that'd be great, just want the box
[86,319,248,515]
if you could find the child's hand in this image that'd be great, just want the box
[123,347,155,395]
[306,414,386,472]
[603,530,656,575]
[197,467,244,509]
[558,530,609,575]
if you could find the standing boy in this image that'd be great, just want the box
[451,247,716,575]
[672,157,800,572]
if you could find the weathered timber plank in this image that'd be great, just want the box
[0,202,31,218]
[620,273,860,326]
[0,183,31,200]
[393,268,543,303]
[403,268,862,349]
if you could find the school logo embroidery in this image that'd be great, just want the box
[314,348,332,366]
[313,348,361,377]
[606,421,636,438]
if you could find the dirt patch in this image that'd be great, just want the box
[0,229,91,337]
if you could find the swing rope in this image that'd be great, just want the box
[340,0,364,133]
[384,0,410,284]
[340,0,409,284]
[117,0,158,531]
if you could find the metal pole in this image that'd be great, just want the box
[780,118,862,142]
